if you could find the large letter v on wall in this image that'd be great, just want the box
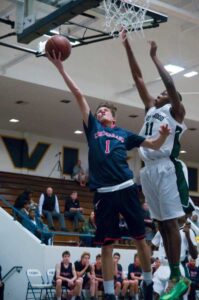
[2,136,50,170]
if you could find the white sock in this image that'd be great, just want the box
[135,294,139,300]
[57,297,61,300]
[103,280,114,294]
[143,271,153,285]
[71,297,76,300]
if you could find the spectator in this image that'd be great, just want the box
[128,254,143,300]
[187,258,199,300]
[64,191,85,231]
[38,187,67,231]
[0,266,4,300]
[74,252,97,300]
[72,160,87,187]
[93,254,103,296]
[14,189,32,210]
[53,250,83,300]
[152,258,161,275]
[80,211,96,247]
[22,208,53,245]
[191,213,199,227]
[113,253,132,300]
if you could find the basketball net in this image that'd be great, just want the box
[103,0,150,38]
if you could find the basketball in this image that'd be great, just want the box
[45,35,72,61]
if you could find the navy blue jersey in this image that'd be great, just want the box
[83,112,145,190]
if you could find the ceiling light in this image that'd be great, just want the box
[164,64,184,75]
[15,100,28,105]
[74,130,83,135]
[184,71,198,78]
[180,150,187,154]
[60,99,71,104]
[9,119,19,123]
[188,127,197,131]
[128,115,138,118]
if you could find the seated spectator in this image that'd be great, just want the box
[0,266,4,300]
[113,253,133,300]
[187,258,199,300]
[22,208,53,245]
[128,254,143,300]
[152,257,161,274]
[53,250,83,300]
[80,211,96,247]
[93,254,103,296]
[191,213,199,227]
[64,191,85,231]
[14,189,32,210]
[38,187,67,231]
[72,160,87,187]
[74,252,97,300]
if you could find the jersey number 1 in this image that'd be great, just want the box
[145,122,154,136]
[105,140,110,154]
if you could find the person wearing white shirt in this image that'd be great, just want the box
[38,187,67,231]
[152,217,198,300]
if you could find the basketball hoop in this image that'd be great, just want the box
[103,0,150,38]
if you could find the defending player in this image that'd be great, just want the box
[122,33,192,299]
[47,50,170,300]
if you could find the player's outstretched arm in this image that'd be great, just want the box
[47,51,90,126]
[141,124,170,150]
[149,41,185,123]
[121,31,154,111]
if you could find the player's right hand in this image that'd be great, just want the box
[46,50,64,73]
[159,124,171,136]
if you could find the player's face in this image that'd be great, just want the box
[81,255,90,265]
[155,91,170,108]
[63,254,70,264]
[96,107,115,126]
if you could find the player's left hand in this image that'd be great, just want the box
[148,41,157,57]
[159,124,171,136]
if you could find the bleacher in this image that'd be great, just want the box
[0,171,94,246]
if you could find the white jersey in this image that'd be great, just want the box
[139,104,186,162]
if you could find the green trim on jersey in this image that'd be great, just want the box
[170,125,182,159]
[170,158,189,209]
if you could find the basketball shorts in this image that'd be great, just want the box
[140,158,191,221]
[93,184,145,245]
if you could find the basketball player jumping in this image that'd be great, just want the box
[122,33,192,299]
[47,50,170,300]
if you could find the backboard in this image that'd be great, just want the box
[16,0,168,46]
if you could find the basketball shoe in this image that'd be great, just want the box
[160,277,190,300]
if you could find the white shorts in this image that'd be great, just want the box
[153,264,188,299]
[140,158,187,221]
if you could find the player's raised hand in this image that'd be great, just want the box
[46,50,64,73]
[148,41,157,58]
[159,124,171,136]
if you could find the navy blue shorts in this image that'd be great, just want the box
[93,184,145,245]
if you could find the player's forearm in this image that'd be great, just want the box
[142,134,168,150]
[151,55,174,89]
[123,38,143,79]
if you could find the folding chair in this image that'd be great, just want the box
[26,269,52,300]
[46,269,56,298]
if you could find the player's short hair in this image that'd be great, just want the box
[81,252,90,260]
[96,254,101,259]
[95,102,117,118]
[113,252,121,258]
[62,250,70,257]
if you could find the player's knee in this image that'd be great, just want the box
[56,279,62,286]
